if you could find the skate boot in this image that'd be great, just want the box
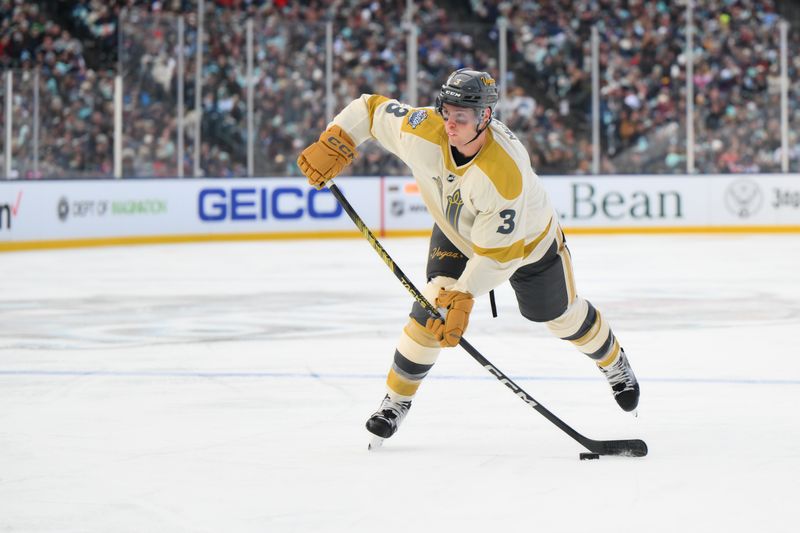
[366,394,412,444]
[598,348,640,412]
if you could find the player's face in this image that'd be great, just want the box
[441,103,484,150]
[440,104,477,127]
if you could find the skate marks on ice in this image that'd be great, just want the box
[4,286,797,351]
[597,289,800,331]
[0,290,409,351]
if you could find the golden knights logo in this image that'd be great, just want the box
[445,189,464,230]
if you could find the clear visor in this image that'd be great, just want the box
[439,105,479,126]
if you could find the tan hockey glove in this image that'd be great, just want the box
[297,125,358,189]
[425,289,474,348]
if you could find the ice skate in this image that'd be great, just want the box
[365,394,412,446]
[598,348,640,413]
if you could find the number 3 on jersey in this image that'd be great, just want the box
[386,103,409,118]
[497,209,516,234]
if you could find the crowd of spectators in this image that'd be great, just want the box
[485,0,798,174]
[1,0,116,177]
[2,0,800,178]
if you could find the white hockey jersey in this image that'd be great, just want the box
[332,94,560,297]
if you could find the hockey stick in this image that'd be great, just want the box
[327,181,647,457]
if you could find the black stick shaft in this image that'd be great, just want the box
[327,182,647,457]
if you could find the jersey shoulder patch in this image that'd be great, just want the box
[401,107,445,145]
[475,132,523,200]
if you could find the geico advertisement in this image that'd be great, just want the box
[194,178,379,231]
[0,178,381,241]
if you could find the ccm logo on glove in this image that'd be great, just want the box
[297,125,358,190]
[326,134,356,160]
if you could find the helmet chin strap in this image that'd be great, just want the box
[464,109,492,146]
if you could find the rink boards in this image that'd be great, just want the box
[1,174,799,251]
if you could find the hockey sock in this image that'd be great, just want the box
[385,319,442,400]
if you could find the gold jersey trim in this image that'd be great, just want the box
[472,216,554,263]
[473,239,526,263]
[367,94,390,133]
[475,130,523,200]
[523,217,554,257]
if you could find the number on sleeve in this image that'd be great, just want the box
[386,103,409,118]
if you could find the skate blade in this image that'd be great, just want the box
[368,435,385,450]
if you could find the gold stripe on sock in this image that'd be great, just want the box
[597,340,621,367]
[387,369,421,397]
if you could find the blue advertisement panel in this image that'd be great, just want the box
[0,177,381,247]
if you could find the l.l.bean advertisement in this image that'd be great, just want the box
[546,174,800,228]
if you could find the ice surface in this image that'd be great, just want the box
[1,234,799,532]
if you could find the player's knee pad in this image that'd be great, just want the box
[546,297,616,360]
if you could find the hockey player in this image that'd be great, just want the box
[296,68,640,443]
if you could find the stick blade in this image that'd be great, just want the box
[589,439,648,457]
